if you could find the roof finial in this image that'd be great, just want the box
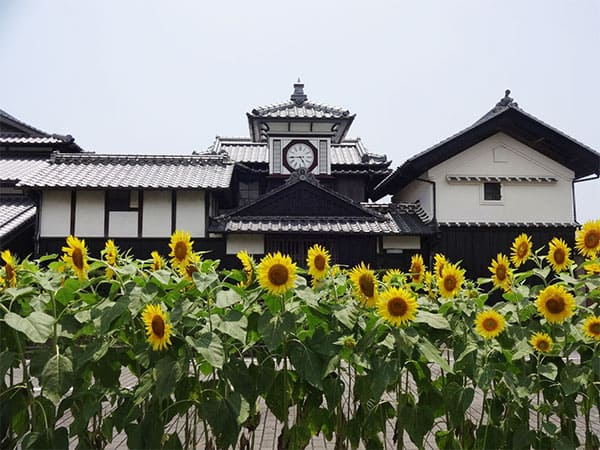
[291,79,308,105]
[497,89,517,107]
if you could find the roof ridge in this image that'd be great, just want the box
[50,152,231,165]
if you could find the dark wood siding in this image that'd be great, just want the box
[435,225,577,279]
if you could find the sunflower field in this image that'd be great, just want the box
[1,222,600,450]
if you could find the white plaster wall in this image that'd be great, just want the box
[75,191,104,237]
[40,190,71,237]
[427,133,574,223]
[143,190,171,237]
[109,211,138,237]
[226,234,265,255]
[382,235,421,250]
[176,191,205,237]
[392,179,434,220]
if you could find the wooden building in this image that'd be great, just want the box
[12,82,434,268]
[373,90,600,276]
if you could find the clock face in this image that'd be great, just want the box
[285,143,315,170]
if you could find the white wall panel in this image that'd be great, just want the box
[109,211,138,237]
[143,190,171,237]
[40,190,71,237]
[226,234,264,255]
[75,191,104,237]
[382,236,421,250]
[176,191,205,237]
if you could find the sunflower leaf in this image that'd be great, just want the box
[41,353,73,406]
[414,311,451,330]
[211,310,247,344]
[539,362,558,380]
[417,338,453,373]
[186,332,224,369]
[216,289,241,308]
[4,311,54,344]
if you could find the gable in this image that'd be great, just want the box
[429,132,574,181]
[231,179,374,218]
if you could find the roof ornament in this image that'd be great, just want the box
[496,89,518,108]
[290,78,308,105]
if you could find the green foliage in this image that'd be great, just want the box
[1,234,599,449]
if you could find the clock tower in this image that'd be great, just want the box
[247,80,355,176]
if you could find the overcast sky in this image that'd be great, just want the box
[1,1,598,221]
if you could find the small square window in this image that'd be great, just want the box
[483,182,502,201]
[107,190,139,211]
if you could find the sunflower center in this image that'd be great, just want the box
[268,264,289,286]
[72,248,84,270]
[5,264,15,281]
[358,274,375,298]
[584,231,599,249]
[517,242,529,258]
[553,248,565,265]
[387,297,408,317]
[483,318,498,331]
[151,315,165,338]
[186,264,198,278]
[537,340,550,351]
[495,265,507,281]
[174,241,188,261]
[443,275,457,292]
[590,322,600,335]
[314,254,326,271]
[545,295,565,314]
[437,264,445,278]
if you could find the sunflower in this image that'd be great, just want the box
[433,253,448,279]
[409,254,425,284]
[1,249,17,287]
[510,233,532,267]
[349,262,378,307]
[382,269,404,287]
[169,230,194,270]
[181,252,201,281]
[529,332,553,352]
[306,244,330,281]
[150,251,165,271]
[488,253,512,292]
[257,252,297,295]
[103,239,118,279]
[583,259,600,275]
[376,287,418,327]
[438,263,465,298]
[142,304,173,351]
[582,316,600,341]
[475,309,506,339]
[575,220,600,258]
[61,235,89,280]
[546,237,572,272]
[237,250,255,287]
[536,284,575,324]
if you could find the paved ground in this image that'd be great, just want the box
[5,360,600,449]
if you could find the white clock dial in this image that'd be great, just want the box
[286,143,315,170]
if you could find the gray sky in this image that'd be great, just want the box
[1,0,598,221]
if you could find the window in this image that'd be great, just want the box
[107,190,139,211]
[483,182,501,201]
[239,181,260,206]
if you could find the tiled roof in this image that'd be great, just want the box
[0,157,49,183]
[0,136,66,145]
[216,216,401,234]
[210,137,389,167]
[0,197,36,239]
[364,203,436,234]
[17,153,234,189]
[251,101,351,119]
[439,221,578,228]
[446,175,558,183]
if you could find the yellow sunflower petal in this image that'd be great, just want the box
[169,230,194,270]
[1,249,17,287]
[529,332,553,353]
[488,253,512,292]
[546,237,572,272]
[510,233,532,267]
[582,316,600,341]
[535,284,575,323]
[257,252,297,295]
[475,310,506,339]
[409,254,425,283]
[150,251,165,271]
[376,287,418,327]
[142,304,173,351]
[438,262,465,298]
[61,235,89,280]
[306,244,331,281]
[349,262,378,307]
[237,250,255,287]
[575,220,600,258]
